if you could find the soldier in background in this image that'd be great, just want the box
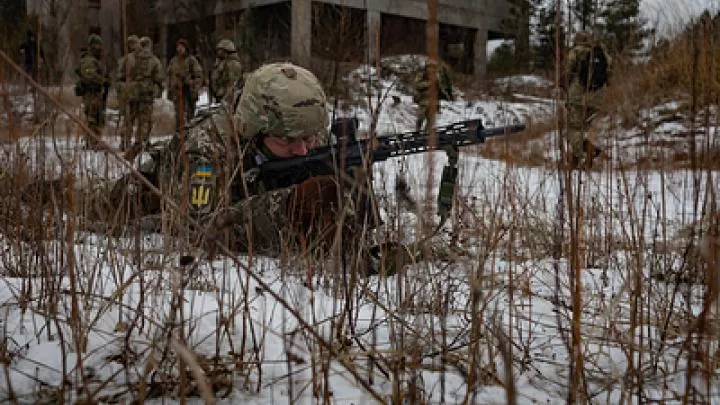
[210,38,244,105]
[19,29,44,84]
[167,38,204,131]
[413,59,454,131]
[566,31,611,169]
[115,34,140,149]
[75,34,109,149]
[124,36,164,151]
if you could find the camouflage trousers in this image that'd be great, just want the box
[567,83,604,165]
[117,84,129,116]
[172,89,197,131]
[82,92,105,145]
[125,99,153,149]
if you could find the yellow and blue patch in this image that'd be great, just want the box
[194,165,214,178]
[189,165,215,214]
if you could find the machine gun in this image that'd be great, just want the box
[249,118,526,195]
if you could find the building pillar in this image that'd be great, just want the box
[366,9,381,65]
[291,0,312,67]
[473,26,487,79]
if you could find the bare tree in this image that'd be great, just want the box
[29,0,77,84]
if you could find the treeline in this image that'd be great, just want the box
[489,0,654,73]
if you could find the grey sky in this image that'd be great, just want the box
[642,0,718,35]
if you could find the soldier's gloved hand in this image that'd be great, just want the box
[286,175,354,250]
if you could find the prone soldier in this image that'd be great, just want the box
[89,62,368,259]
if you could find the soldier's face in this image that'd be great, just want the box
[263,134,317,158]
[177,44,186,55]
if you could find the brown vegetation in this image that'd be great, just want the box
[1,10,720,405]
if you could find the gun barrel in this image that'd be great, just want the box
[480,123,526,139]
[255,121,526,194]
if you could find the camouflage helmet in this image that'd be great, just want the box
[573,31,592,45]
[127,35,139,47]
[88,34,103,47]
[237,62,328,140]
[139,36,152,49]
[216,39,236,53]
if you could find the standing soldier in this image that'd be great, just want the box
[413,59,454,131]
[566,31,611,169]
[19,29,44,84]
[116,34,140,149]
[76,34,109,149]
[210,38,244,105]
[167,38,204,130]
[125,36,164,152]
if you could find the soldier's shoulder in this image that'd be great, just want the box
[196,106,238,139]
[80,54,98,66]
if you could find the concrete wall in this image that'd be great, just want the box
[219,0,513,77]
[160,0,519,77]
[25,0,515,82]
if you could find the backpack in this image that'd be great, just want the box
[574,45,608,91]
[128,53,156,100]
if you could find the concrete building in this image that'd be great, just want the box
[155,0,519,78]
[26,0,519,81]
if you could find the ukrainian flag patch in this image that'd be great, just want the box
[190,165,215,214]
[194,165,214,177]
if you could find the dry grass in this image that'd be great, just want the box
[1,21,720,405]
[476,118,559,167]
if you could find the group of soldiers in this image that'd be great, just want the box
[74,34,244,151]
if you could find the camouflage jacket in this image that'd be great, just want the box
[210,54,244,102]
[138,107,297,253]
[126,47,164,102]
[566,42,612,91]
[78,52,106,92]
[115,52,134,103]
[413,62,454,105]
[167,54,204,101]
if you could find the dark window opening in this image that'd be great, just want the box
[380,14,425,56]
[311,3,366,62]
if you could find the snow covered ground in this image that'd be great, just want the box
[0,57,719,404]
